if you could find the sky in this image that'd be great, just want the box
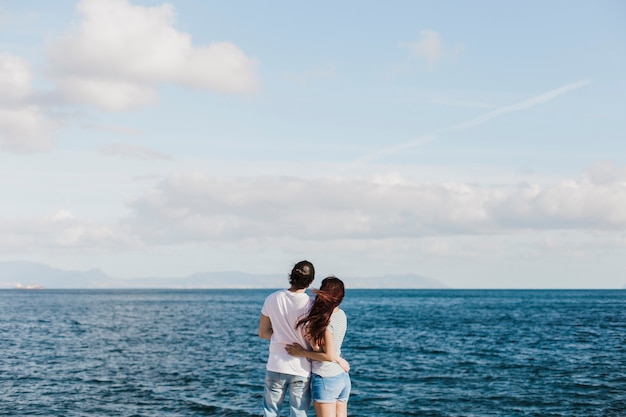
[0,0,625,288]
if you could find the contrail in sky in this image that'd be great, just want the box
[353,79,592,165]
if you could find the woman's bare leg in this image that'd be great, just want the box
[336,401,348,417]
[314,401,337,417]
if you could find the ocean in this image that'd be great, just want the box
[1,289,624,416]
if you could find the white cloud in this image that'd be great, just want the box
[0,0,260,153]
[0,210,139,250]
[0,52,31,100]
[55,77,158,111]
[50,209,74,222]
[486,180,626,228]
[47,0,259,111]
[124,168,626,245]
[404,29,461,69]
[583,160,626,185]
[0,53,56,152]
[1,165,623,253]
[0,107,56,152]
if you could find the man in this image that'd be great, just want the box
[258,260,315,417]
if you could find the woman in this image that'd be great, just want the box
[285,277,350,417]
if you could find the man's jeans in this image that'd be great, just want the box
[263,370,311,417]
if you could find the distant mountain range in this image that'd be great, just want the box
[0,261,449,289]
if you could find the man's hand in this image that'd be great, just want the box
[336,356,350,372]
[285,343,306,357]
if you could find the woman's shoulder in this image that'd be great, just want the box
[332,308,347,321]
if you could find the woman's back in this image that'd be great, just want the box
[312,308,347,377]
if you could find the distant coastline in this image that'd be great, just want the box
[0,261,447,290]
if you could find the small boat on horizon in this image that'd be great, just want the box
[13,283,44,290]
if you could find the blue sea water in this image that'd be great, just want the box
[1,289,624,416]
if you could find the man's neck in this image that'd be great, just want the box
[288,286,307,293]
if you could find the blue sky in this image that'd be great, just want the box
[0,0,625,288]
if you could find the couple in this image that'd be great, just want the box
[258,260,350,417]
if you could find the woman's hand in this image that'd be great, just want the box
[285,343,306,357]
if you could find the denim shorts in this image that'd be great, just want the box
[311,372,351,403]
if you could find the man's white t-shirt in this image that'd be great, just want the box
[261,289,313,378]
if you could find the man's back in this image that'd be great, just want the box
[262,289,312,377]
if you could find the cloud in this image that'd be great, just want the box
[1,166,624,277]
[47,0,259,111]
[355,79,592,164]
[0,53,56,152]
[403,30,461,69]
[100,143,173,161]
[0,209,139,250]
[123,168,626,245]
[0,53,31,100]
[583,160,626,185]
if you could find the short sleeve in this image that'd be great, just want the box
[261,296,270,316]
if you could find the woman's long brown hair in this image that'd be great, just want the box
[296,277,345,348]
